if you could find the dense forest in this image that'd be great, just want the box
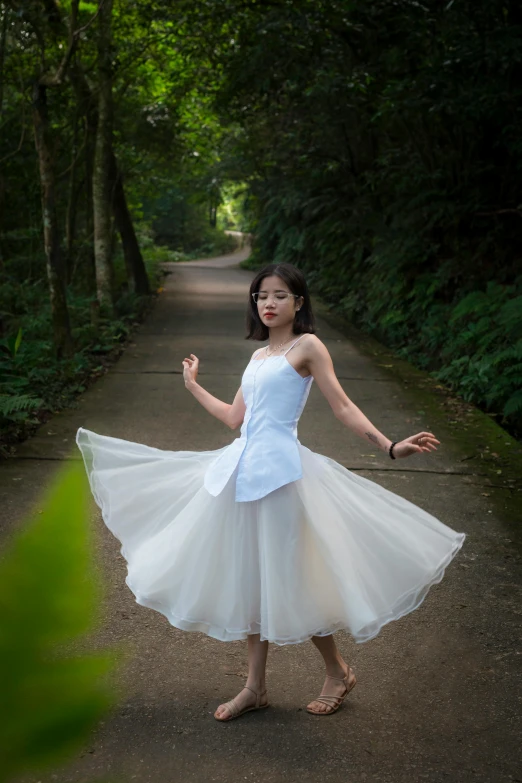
[1,0,521,451]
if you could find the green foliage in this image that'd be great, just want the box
[0,0,243,451]
[143,188,239,256]
[432,283,522,419]
[0,464,120,781]
[217,183,249,231]
[0,329,44,432]
[0,246,163,448]
[214,0,522,437]
[0,394,42,417]
[2,0,521,439]
[180,225,238,259]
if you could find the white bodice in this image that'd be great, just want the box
[204,339,314,502]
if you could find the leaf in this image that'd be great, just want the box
[14,328,23,357]
[503,390,522,417]
[0,394,42,417]
[0,464,121,781]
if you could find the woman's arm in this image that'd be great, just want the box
[303,337,439,459]
[182,353,246,430]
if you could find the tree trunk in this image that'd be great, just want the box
[0,168,4,337]
[69,62,149,296]
[69,61,97,293]
[109,151,150,295]
[84,126,96,293]
[0,6,7,292]
[92,0,114,311]
[208,185,218,228]
[0,6,8,118]
[65,110,80,282]
[32,81,73,358]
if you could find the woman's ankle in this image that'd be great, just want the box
[245,678,266,693]
[324,659,349,678]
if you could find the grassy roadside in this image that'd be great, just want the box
[0,252,167,457]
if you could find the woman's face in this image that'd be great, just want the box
[256,275,303,328]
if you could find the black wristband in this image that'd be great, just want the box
[389,441,398,460]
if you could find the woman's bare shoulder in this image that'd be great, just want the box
[250,345,266,360]
[300,333,328,356]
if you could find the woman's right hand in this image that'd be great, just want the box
[182,354,199,386]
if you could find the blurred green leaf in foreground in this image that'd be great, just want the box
[0,464,120,782]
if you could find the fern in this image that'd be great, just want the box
[503,390,522,418]
[0,394,42,417]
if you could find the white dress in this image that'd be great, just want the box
[76,336,465,645]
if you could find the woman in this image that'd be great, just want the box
[77,262,465,722]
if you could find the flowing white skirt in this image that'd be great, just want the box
[76,428,465,645]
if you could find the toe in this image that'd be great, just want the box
[307,699,333,714]
[214,705,231,721]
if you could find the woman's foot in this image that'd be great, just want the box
[306,665,356,715]
[214,685,269,721]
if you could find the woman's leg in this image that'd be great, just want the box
[214,634,269,719]
[307,634,355,714]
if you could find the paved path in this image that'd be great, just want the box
[1,249,521,783]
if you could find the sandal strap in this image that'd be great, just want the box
[325,674,347,681]
[223,686,266,713]
[315,694,344,707]
[325,671,357,692]
[243,685,259,708]
[308,670,356,714]
[325,670,354,684]
[222,698,240,717]
[243,685,266,707]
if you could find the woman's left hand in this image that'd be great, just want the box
[392,432,440,458]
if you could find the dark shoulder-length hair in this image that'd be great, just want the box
[246,262,316,341]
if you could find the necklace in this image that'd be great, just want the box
[265,336,294,356]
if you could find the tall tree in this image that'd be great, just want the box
[109,152,150,295]
[32,78,73,357]
[69,58,150,296]
[92,0,115,310]
[29,0,82,357]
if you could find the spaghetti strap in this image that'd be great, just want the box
[282,335,306,356]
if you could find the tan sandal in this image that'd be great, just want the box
[306,668,357,716]
[214,686,269,722]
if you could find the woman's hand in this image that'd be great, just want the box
[393,432,440,459]
[180,357,246,428]
[182,354,199,386]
